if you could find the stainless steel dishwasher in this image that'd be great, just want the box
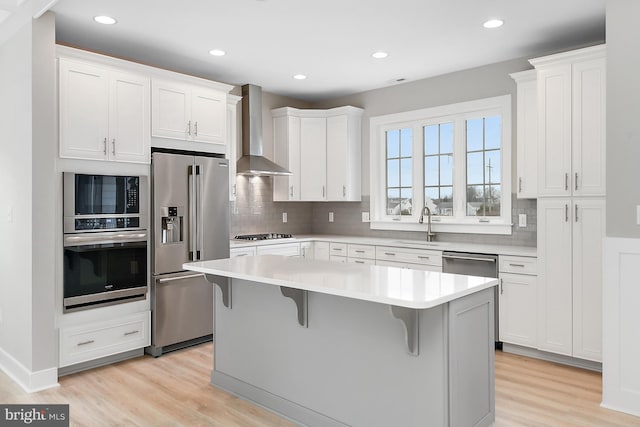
[442,251,501,349]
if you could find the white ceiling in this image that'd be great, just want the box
[49,0,606,101]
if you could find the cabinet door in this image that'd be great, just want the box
[273,115,301,201]
[300,117,327,200]
[514,73,538,199]
[326,115,349,200]
[499,273,537,347]
[152,80,190,140]
[109,71,150,163]
[314,242,330,260]
[537,65,572,197]
[537,198,572,355]
[572,58,606,197]
[572,198,605,361]
[59,59,109,160]
[191,87,226,144]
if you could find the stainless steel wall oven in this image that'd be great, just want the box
[63,173,148,312]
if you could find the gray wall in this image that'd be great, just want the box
[0,12,57,373]
[606,0,640,238]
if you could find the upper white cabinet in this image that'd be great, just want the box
[272,106,363,202]
[510,70,538,199]
[59,58,150,163]
[152,80,227,146]
[531,45,606,197]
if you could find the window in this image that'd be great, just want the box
[370,95,511,235]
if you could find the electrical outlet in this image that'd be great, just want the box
[518,214,527,227]
[282,212,288,223]
[329,212,334,222]
[362,212,370,222]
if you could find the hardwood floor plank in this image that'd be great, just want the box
[1,345,639,426]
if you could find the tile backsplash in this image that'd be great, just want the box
[231,177,536,247]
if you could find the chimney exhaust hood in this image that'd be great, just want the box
[236,84,291,176]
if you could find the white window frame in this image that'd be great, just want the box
[369,95,512,235]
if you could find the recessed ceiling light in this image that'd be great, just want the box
[209,49,226,57]
[483,19,504,29]
[372,51,388,59]
[293,74,307,80]
[94,15,117,25]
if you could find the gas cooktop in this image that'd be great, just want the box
[234,233,293,241]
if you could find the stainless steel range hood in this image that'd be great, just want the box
[236,84,291,176]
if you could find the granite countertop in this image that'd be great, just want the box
[184,255,498,309]
[229,234,537,257]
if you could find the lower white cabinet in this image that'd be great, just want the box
[230,247,256,258]
[498,256,537,348]
[537,197,605,361]
[375,246,442,271]
[59,311,150,368]
[301,241,314,259]
[314,242,330,260]
[256,243,300,257]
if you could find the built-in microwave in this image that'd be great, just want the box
[63,173,148,233]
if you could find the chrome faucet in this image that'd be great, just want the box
[419,207,436,242]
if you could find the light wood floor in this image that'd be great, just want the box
[2,344,640,426]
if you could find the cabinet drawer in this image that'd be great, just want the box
[348,244,375,259]
[256,243,300,257]
[376,246,442,266]
[230,247,256,257]
[348,257,375,266]
[60,311,150,368]
[330,242,348,256]
[499,256,537,275]
[330,255,347,263]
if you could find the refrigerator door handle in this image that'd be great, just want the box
[188,165,196,261]
[195,164,203,260]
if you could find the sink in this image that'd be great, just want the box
[393,240,443,247]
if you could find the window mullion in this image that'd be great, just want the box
[413,123,423,219]
[453,118,466,221]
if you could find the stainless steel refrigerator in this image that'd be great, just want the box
[147,150,229,357]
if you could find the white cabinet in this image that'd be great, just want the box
[59,311,150,368]
[152,79,226,146]
[531,45,606,197]
[230,246,256,258]
[537,198,605,361]
[59,58,150,163]
[256,243,301,257]
[498,256,537,348]
[375,246,442,272]
[314,242,330,260]
[227,95,241,201]
[510,70,538,199]
[272,106,363,202]
[329,242,348,262]
[300,241,314,259]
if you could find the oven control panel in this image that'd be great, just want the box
[75,217,140,231]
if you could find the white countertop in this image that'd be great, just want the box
[230,234,537,257]
[184,255,498,309]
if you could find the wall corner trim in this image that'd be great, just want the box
[0,347,59,393]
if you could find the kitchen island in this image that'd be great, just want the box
[184,255,498,427]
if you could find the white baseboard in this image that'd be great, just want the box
[502,343,602,372]
[0,346,59,393]
[602,237,640,417]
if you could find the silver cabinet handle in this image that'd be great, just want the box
[158,273,204,283]
[290,186,294,197]
[194,121,198,136]
[103,137,107,155]
[575,204,579,223]
[355,260,365,264]
[77,340,94,346]
[509,263,525,267]
[233,184,237,196]
[565,173,569,191]
[124,330,139,336]
[443,254,496,263]
[235,253,248,257]
[322,186,325,198]
[565,204,569,222]
[519,177,522,193]
[112,138,116,155]
[575,172,578,191]
[418,256,430,260]
[355,250,365,253]
[384,252,396,256]
[187,120,192,135]
[500,278,504,295]
[332,248,343,252]
[343,185,346,197]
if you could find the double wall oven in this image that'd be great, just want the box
[63,173,148,312]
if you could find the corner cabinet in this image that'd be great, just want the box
[152,79,227,146]
[272,106,363,202]
[531,45,606,197]
[510,70,538,199]
[59,58,151,163]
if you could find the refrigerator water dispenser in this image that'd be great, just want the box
[161,206,184,244]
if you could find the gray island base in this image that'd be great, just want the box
[184,255,497,427]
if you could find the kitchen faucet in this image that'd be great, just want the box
[419,207,436,242]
